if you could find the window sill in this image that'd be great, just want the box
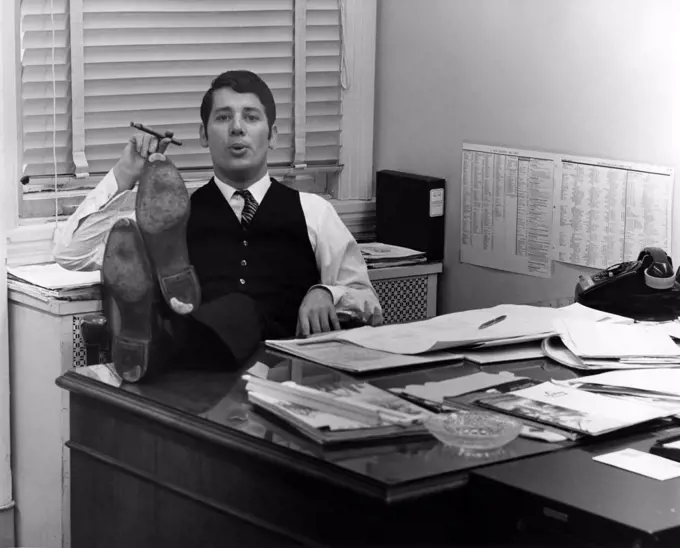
[6,199,376,267]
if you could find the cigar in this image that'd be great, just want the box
[129,122,183,146]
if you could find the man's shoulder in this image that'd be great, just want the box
[269,179,332,209]
[297,190,334,210]
[190,179,216,203]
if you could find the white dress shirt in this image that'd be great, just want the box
[52,170,382,320]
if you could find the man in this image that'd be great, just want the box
[54,70,382,382]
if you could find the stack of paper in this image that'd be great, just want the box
[358,242,427,268]
[267,302,635,371]
[7,262,101,301]
[554,318,680,369]
[476,380,674,436]
[282,304,560,356]
[243,375,432,445]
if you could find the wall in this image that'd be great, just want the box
[374,0,680,313]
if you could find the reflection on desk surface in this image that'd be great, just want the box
[89,347,580,495]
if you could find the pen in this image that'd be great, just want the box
[388,389,449,413]
[478,314,507,330]
[129,121,183,146]
[574,383,680,400]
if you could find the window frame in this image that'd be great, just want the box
[3,0,376,266]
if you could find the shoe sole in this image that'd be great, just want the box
[102,218,154,383]
[136,154,201,315]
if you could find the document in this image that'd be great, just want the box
[460,144,555,278]
[292,304,560,355]
[555,319,680,359]
[403,371,523,403]
[478,381,672,436]
[282,303,625,358]
[553,159,673,269]
[464,342,544,364]
[563,369,680,396]
[265,339,462,373]
[459,143,674,276]
[593,449,680,481]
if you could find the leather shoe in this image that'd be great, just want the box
[136,153,201,315]
[102,218,159,383]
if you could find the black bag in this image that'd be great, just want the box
[575,247,680,321]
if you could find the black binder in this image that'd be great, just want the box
[375,170,445,261]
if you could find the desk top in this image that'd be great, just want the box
[57,350,579,503]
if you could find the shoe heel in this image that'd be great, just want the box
[113,336,150,383]
[158,266,202,315]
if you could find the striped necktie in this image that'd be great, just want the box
[234,189,258,228]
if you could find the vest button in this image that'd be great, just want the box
[241,260,247,267]
[239,278,246,285]
[242,240,248,247]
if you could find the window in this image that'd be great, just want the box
[4,0,376,263]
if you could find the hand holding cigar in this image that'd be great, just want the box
[130,121,183,146]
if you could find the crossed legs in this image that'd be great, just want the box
[101,154,261,382]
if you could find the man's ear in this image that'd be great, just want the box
[199,124,209,148]
[268,124,278,149]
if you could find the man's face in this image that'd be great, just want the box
[200,87,276,184]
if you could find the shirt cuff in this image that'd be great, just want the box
[309,284,342,305]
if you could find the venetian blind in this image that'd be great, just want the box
[19,0,343,184]
[82,0,295,174]
[20,0,73,178]
[306,0,342,165]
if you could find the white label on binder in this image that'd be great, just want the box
[430,188,444,217]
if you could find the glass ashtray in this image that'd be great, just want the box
[424,411,522,454]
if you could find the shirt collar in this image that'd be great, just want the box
[213,172,271,205]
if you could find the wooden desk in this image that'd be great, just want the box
[8,262,440,547]
[57,353,579,548]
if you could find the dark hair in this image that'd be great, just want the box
[200,70,276,133]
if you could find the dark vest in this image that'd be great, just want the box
[187,178,320,338]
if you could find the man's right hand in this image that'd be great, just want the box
[112,132,174,193]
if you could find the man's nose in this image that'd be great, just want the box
[229,117,245,135]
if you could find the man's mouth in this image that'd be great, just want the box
[229,143,248,152]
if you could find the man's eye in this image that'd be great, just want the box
[245,114,259,122]
[216,114,230,121]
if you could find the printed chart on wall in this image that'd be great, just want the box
[460,143,675,277]
[461,144,556,278]
[552,156,673,270]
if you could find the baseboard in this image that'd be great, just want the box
[0,504,15,548]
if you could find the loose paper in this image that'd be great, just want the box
[508,381,672,434]
[7,262,101,290]
[593,448,680,481]
[403,371,522,403]
[562,369,680,396]
[554,319,680,359]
